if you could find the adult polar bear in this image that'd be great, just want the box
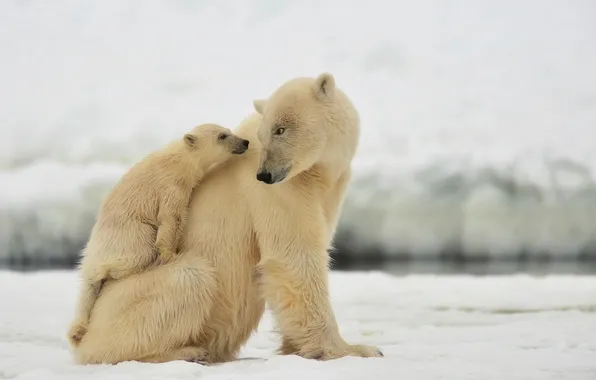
[72,73,383,365]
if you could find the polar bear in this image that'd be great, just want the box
[71,73,383,365]
[67,123,249,347]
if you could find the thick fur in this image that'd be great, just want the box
[70,73,383,365]
[67,123,248,347]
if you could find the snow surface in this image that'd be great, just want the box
[1,0,596,261]
[1,270,595,380]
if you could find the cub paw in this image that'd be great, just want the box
[67,322,88,347]
[157,247,177,263]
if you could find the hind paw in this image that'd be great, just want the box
[68,322,88,346]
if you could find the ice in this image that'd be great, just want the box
[1,1,596,261]
[0,270,595,379]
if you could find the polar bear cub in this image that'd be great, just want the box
[67,123,249,346]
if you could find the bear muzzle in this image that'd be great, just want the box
[232,139,250,154]
[256,166,290,185]
[256,171,273,184]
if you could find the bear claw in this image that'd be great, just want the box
[186,358,210,365]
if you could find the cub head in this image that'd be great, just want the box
[183,123,249,162]
[253,72,342,185]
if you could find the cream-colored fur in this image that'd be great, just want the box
[67,123,249,347]
[70,73,383,365]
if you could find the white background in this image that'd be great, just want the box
[1,0,595,261]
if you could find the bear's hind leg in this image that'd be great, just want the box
[73,254,217,365]
[68,271,107,347]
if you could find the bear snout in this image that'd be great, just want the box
[232,139,249,154]
[256,171,273,184]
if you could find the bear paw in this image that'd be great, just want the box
[157,247,178,263]
[187,358,211,366]
[179,346,212,365]
[67,322,88,346]
[300,343,384,361]
[341,344,384,359]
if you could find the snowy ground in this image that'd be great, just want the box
[0,270,595,380]
[1,1,596,261]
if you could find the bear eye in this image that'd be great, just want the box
[218,133,227,141]
[274,127,285,136]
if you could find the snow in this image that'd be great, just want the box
[1,0,596,261]
[1,270,595,380]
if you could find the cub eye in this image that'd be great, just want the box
[218,133,227,141]
[274,127,285,135]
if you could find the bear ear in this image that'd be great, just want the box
[253,99,266,115]
[313,72,335,100]
[183,133,197,148]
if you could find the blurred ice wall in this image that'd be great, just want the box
[1,0,596,265]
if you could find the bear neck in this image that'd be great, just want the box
[326,90,359,163]
[306,134,357,184]
[309,159,348,185]
[315,110,360,181]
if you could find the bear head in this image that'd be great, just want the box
[253,72,359,185]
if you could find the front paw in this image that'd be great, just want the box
[300,343,384,360]
[343,344,384,359]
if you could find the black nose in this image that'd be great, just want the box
[256,171,273,184]
[243,139,249,148]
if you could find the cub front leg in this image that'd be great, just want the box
[256,210,383,361]
[155,189,189,262]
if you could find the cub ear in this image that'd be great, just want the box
[183,133,197,148]
[253,99,266,115]
[313,72,335,100]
